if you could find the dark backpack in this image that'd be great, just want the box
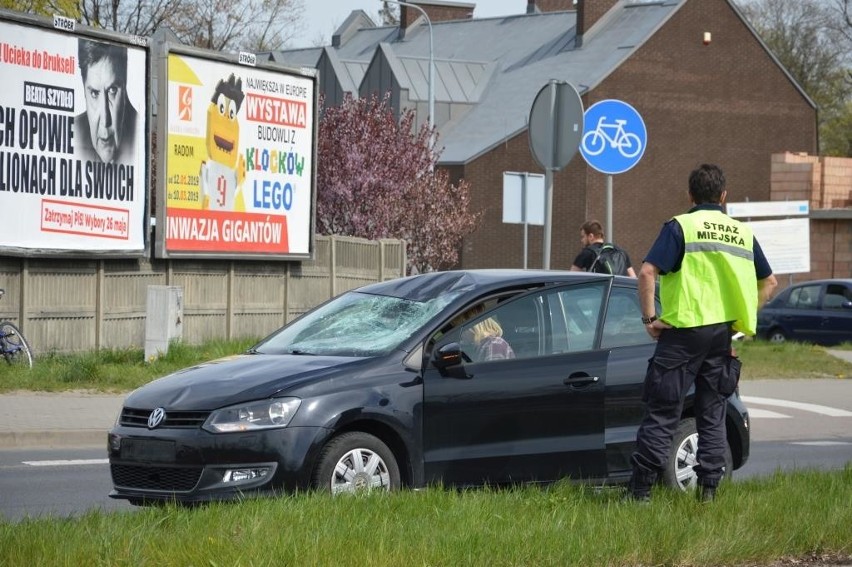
[589,243,629,275]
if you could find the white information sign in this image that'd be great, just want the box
[748,218,810,275]
[726,200,811,275]
[726,200,809,218]
[502,172,544,226]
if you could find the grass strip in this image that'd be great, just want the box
[1,466,850,566]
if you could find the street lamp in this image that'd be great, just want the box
[382,0,434,146]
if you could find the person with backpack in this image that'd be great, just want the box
[569,220,637,277]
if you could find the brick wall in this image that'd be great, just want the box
[822,157,852,208]
[530,0,576,14]
[401,2,474,28]
[577,0,619,34]
[456,0,818,273]
[770,152,852,281]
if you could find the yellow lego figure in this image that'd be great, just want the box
[200,74,246,211]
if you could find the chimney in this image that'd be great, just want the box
[527,0,574,13]
[399,1,474,31]
[576,0,618,47]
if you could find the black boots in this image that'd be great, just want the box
[623,472,654,503]
[697,484,717,502]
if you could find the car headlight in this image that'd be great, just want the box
[203,398,301,433]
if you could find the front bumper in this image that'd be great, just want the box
[107,424,331,503]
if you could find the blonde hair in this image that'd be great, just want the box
[471,317,503,344]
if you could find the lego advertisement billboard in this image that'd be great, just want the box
[0,16,148,256]
[158,51,316,259]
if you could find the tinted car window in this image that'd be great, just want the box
[437,282,607,361]
[788,285,821,309]
[554,284,605,352]
[823,284,852,310]
[602,287,655,348]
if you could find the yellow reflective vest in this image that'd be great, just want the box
[660,210,758,335]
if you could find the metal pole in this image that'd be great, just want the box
[543,168,554,269]
[383,1,434,147]
[606,174,613,241]
[522,173,528,269]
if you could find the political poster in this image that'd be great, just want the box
[0,14,148,256]
[156,49,317,259]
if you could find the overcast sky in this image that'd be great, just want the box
[292,0,531,46]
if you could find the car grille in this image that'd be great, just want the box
[112,464,202,491]
[119,407,210,428]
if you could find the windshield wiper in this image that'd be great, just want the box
[287,349,315,355]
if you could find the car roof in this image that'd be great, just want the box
[356,269,632,302]
[784,278,852,288]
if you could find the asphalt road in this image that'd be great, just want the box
[1,379,850,522]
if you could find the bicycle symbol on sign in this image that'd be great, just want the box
[581,116,643,158]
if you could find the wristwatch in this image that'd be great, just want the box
[641,315,657,325]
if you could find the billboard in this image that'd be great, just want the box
[155,47,317,259]
[0,13,148,256]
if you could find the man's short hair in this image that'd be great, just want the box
[78,38,128,84]
[580,220,604,238]
[688,164,726,204]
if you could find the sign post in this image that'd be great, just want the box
[579,99,647,241]
[528,80,584,269]
[503,172,545,268]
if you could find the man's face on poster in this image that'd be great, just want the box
[82,56,126,163]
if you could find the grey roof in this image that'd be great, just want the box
[268,0,811,165]
[439,1,685,163]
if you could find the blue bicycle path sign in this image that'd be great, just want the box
[579,99,647,175]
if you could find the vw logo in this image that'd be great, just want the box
[147,407,166,429]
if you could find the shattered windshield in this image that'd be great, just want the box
[255,290,460,357]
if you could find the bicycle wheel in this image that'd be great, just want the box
[617,133,643,158]
[582,130,606,156]
[0,321,33,368]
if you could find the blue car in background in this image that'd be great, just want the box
[757,279,852,346]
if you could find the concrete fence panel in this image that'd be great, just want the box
[0,235,406,355]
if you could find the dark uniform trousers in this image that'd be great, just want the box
[631,322,737,489]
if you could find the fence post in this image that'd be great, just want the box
[283,261,290,325]
[329,235,337,298]
[95,260,104,350]
[227,261,235,340]
[379,240,386,282]
[19,258,27,334]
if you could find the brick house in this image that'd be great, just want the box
[268,0,850,279]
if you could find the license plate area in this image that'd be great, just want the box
[120,438,176,463]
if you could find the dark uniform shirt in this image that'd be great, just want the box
[644,204,773,279]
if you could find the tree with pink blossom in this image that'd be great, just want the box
[317,93,479,273]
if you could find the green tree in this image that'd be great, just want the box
[736,0,852,156]
[0,0,79,17]
[17,0,305,52]
[317,93,479,273]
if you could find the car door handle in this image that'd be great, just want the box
[563,375,599,386]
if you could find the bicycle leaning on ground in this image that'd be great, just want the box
[0,289,33,368]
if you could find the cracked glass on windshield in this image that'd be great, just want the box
[254,291,460,356]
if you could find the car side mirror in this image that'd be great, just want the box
[433,342,463,368]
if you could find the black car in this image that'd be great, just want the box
[108,270,750,504]
[756,278,852,346]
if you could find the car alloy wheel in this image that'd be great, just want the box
[313,432,401,494]
[768,328,787,343]
[663,418,733,491]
